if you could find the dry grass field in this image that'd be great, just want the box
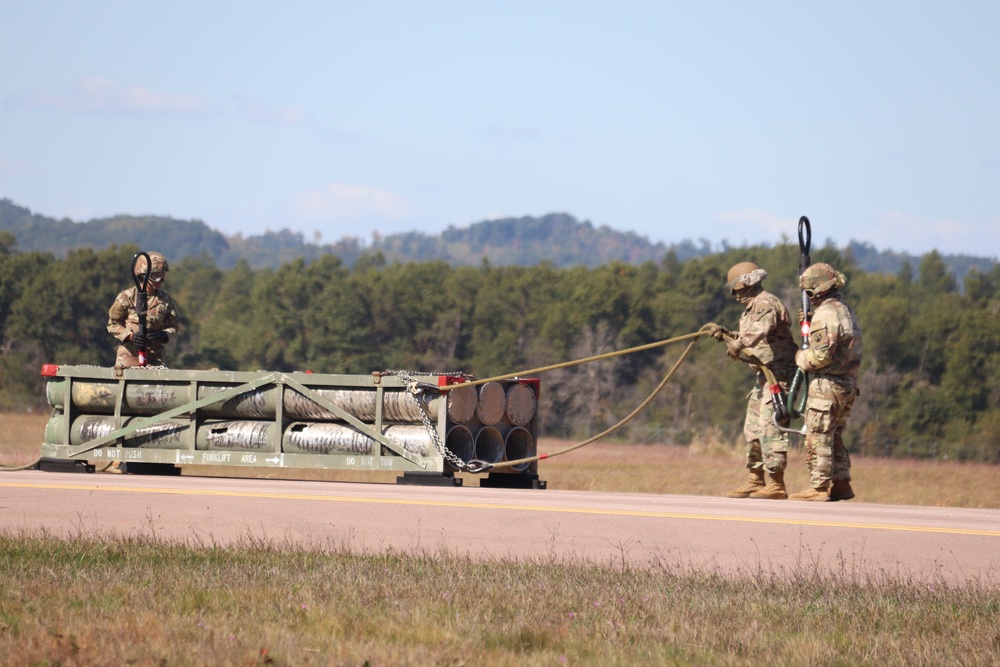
[3,412,998,508]
[1,531,996,667]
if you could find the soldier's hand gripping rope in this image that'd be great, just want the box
[711,327,791,427]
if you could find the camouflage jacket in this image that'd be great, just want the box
[736,289,798,375]
[107,287,179,353]
[795,295,862,380]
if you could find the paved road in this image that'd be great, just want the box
[1,470,998,585]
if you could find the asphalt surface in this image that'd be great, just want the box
[1,470,998,585]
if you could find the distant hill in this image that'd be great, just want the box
[0,199,230,261]
[843,239,996,284]
[1,198,995,281]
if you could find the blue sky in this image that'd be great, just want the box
[2,1,998,258]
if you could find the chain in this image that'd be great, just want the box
[382,369,469,472]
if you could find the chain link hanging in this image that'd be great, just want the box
[382,369,470,472]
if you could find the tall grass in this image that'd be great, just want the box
[1,531,997,666]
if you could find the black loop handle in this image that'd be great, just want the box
[797,216,811,256]
[797,216,812,274]
[130,252,151,293]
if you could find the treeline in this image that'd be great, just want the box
[2,231,999,463]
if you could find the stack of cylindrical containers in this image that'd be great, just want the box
[41,367,539,474]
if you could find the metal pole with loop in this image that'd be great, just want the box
[130,252,151,367]
[776,216,811,434]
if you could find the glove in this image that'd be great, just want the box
[709,326,731,341]
[147,330,170,344]
[131,332,148,349]
[798,309,812,323]
[726,338,745,361]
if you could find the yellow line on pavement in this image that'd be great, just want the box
[3,481,999,537]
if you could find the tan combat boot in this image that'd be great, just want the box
[788,485,830,501]
[726,469,766,498]
[749,471,787,499]
[830,480,855,501]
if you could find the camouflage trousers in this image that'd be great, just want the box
[803,375,856,490]
[115,345,165,369]
[743,383,789,474]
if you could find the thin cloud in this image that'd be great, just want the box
[715,209,792,238]
[873,211,995,257]
[59,206,96,221]
[0,158,30,176]
[236,96,309,126]
[479,125,541,142]
[291,183,411,221]
[14,76,209,115]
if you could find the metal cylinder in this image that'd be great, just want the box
[504,426,535,471]
[444,424,475,471]
[505,382,537,425]
[46,380,196,416]
[474,426,504,463]
[197,385,279,419]
[446,384,477,423]
[46,379,452,425]
[281,422,440,457]
[281,388,443,423]
[196,420,279,451]
[475,382,506,425]
[282,421,378,456]
[44,413,192,450]
[44,379,67,409]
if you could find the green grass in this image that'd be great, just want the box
[1,532,998,666]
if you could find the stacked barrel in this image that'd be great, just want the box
[40,365,539,475]
[465,381,538,471]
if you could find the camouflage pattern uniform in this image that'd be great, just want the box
[107,253,179,369]
[795,269,862,491]
[734,289,799,474]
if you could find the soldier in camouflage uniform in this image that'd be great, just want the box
[712,262,799,500]
[107,251,179,369]
[789,262,862,502]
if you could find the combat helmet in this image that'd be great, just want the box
[134,251,169,286]
[726,262,768,294]
[799,262,845,299]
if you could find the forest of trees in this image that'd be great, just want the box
[2,229,999,464]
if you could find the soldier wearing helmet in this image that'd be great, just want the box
[107,251,179,369]
[788,262,862,502]
[711,262,798,500]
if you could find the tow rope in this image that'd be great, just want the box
[439,323,723,473]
